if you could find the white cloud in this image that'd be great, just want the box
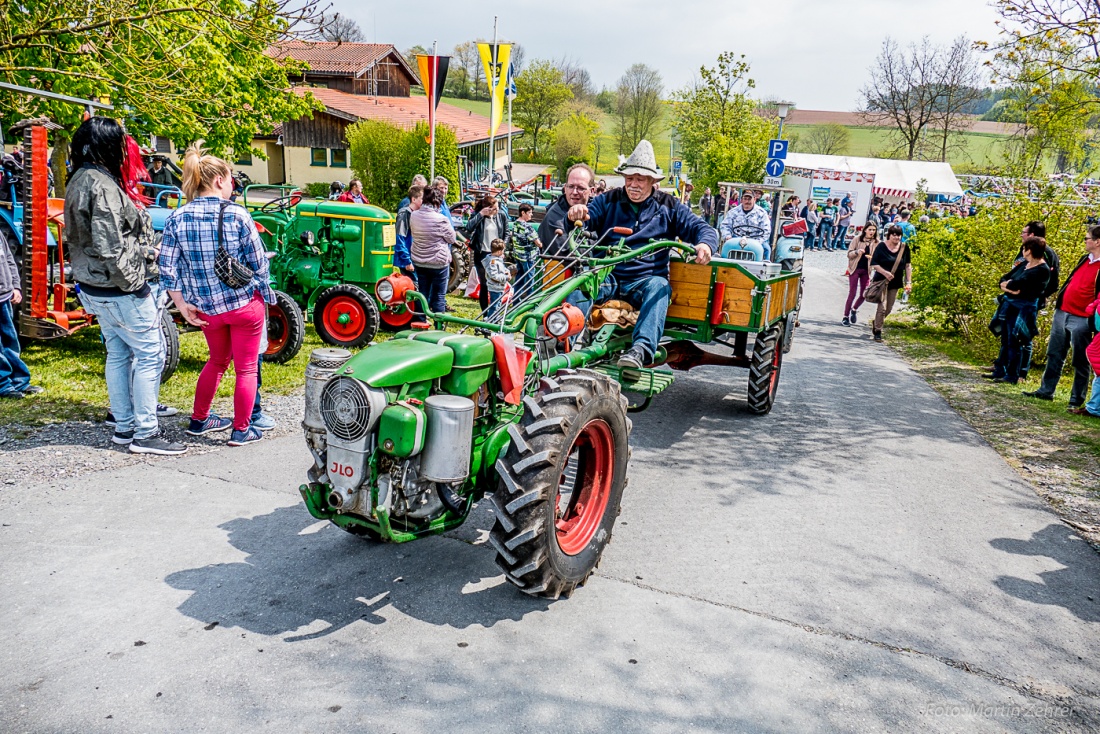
[337,0,1002,109]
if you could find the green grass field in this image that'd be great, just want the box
[784,125,1010,171]
[442,98,1017,176]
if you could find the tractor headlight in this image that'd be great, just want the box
[300,230,315,248]
[545,310,571,337]
[376,279,395,304]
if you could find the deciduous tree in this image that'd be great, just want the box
[0,0,323,193]
[551,111,600,178]
[320,15,364,43]
[802,124,850,155]
[672,52,772,191]
[614,63,663,154]
[513,60,573,158]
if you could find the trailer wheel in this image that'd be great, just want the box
[264,290,305,363]
[160,309,180,384]
[448,243,472,294]
[314,284,379,349]
[746,323,784,415]
[490,369,631,599]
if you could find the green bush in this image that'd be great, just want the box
[907,190,1092,362]
[302,182,329,198]
[346,120,460,211]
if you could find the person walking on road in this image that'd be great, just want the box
[843,223,876,326]
[870,225,912,342]
[159,143,275,447]
[65,117,185,455]
[1024,225,1100,408]
[699,188,714,227]
[989,237,1051,384]
[833,199,853,249]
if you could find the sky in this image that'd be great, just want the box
[335,0,1004,110]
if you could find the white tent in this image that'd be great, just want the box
[783,153,963,199]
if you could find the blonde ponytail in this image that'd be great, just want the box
[181,141,231,200]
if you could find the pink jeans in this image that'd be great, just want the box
[193,293,265,430]
[845,269,869,315]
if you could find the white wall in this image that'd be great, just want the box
[284,146,352,190]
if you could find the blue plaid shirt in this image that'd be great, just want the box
[159,197,274,315]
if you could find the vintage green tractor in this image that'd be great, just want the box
[297,222,802,599]
[244,186,407,361]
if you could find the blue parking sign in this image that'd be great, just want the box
[768,139,788,159]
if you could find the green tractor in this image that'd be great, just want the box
[298,223,802,599]
[244,186,420,362]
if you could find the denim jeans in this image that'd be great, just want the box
[993,298,1038,382]
[1037,310,1094,404]
[803,231,815,251]
[833,225,849,249]
[0,299,31,395]
[819,221,834,249]
[486,289,504,319]
[78,290,163,438]
[1086,374,1100,416]
[514,254,540,297]
[413,264,450,323]
[567,273,671,360]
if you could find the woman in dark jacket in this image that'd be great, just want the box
[65,117,185,456]
[465,194,510,311]
[989,237,1051,384]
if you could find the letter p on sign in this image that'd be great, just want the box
[768,139,789,159]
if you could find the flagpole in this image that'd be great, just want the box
[429,40,437,183]
[488,16,498,184]
[507,84,513,179]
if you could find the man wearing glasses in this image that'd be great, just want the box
[539,163,596,256]
[1025,224,1100,409]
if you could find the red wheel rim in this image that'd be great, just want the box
[769,340,781,395]
[322,296,367,341]
[379,305,414,328]
[555,419,615,556]
[266,306,289,355]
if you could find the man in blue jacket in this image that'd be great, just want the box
[566,140,717,371]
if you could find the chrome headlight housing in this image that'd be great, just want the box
[376,279,395,303]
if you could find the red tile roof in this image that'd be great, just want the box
[296,87,522,147]
[268,41,418,82]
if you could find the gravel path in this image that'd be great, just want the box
[0,391,305,488]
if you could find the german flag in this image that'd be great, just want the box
[416,55,450,144]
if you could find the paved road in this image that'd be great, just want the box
[4,254,1100,732]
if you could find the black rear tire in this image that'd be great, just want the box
[160,309,180,383]
[746,323,783,415]
[448,242,472,294]
[490,370,631,599]
[264,290,305,364]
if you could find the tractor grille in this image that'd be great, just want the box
[321,377,374,441]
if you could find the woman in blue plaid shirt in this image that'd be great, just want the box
[159,144,275,447]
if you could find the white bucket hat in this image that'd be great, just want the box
[614,139,663,179]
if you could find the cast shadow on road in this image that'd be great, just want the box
[164,505,551,640]
[991,523,1100,622]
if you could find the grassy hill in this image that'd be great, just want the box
[440,97,1012,176]
[785,124,1011,171]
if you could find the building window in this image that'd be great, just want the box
[330,149,348,168]
[235,151,253,166]
[310,148,328,167]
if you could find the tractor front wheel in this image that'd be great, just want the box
[160,309,180,384]
[264,290,305,364]
[448,243,472,294]
[746,323,784,415]
[490,369,631,599]
[314,284,379,349]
